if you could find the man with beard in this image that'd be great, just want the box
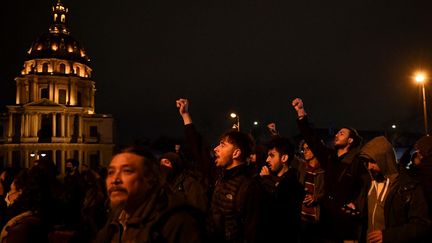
[259,136,305,242]
[292,98,366,242]
[175,98,264,243]
[95,146,204,243]
[358,136,430,243]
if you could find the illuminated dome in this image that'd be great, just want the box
[26,1,90,65]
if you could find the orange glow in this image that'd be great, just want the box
[414,72,427,84]
[52,43,58,51]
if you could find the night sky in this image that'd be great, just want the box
[2,0,432,145]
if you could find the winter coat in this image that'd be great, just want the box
[95,186,204,243]
[206,164,264,243]
[259,167,305,242]
[359,136,431,243]
[297,116,365,240]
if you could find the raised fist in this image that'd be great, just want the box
[292,98,304,111]
[176,98,189,115]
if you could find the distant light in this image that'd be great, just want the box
[40,153,47,157]
[253,121,258,126]
[392,124,397,129]
[230,113,237,118]
[30,153,36,157]
[415,72,426,83]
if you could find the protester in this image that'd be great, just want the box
[358,136,430,243]
[176,98,265,243]
[292,97,366,242]
[259,136,305,242]
[159,152,208,212]
[297,140,325,243]
[95,146,204,242]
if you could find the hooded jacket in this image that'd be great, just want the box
[359,136,430,243]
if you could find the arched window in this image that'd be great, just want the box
[42,63,49,73]
[59,63,66,73]
[75,66,80,76]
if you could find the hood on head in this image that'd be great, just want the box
[359,136,398,176]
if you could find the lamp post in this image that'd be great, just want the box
[415,72,428,135]
[230,112,240,131]
[30,152,47,160]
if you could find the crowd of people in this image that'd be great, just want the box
[0,97,431,243]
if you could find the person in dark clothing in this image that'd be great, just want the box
[259,136,305,243]
[176,98,265,243]
[95,146,204,243]
[297,141,325,243]
[411,136,432,217]
[247,145,267,177]
[292,98,367,242]
[79,166,107,242]
[63,158,85,231]
[159,152,208,212]
[0,159,63,243]
[358,136,431,243]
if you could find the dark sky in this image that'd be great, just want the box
[2,0,432,145]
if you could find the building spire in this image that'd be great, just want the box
[49,0,70,35]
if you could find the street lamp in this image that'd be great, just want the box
[415,72,428,135]
[30,152,46,160]
[230,112,240,131]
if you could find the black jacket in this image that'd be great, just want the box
[297,116,365,239]
[95,186,204,243]
[259,167,305,242]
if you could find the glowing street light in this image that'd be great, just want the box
[230,112,240,131]
[414,71,428,135]
[253,121,259,126]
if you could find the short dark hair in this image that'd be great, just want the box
[266,136,295,163]
[65,158,79,168]
[219,131,254,162]
[341,126,362,149]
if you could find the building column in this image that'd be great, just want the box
[32,114,38,137]
[66,114,71,137]
[20,114,25,137]
[16,82,21,104]
[52,113,57,137]
[61,114,65,137]
[78,116,83,140]
[32,80,38,102]
[24,114,29,137]
[91,87,95,109]
[7,113,13,138]
[70,81,76,106]
[49,81,54,101]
